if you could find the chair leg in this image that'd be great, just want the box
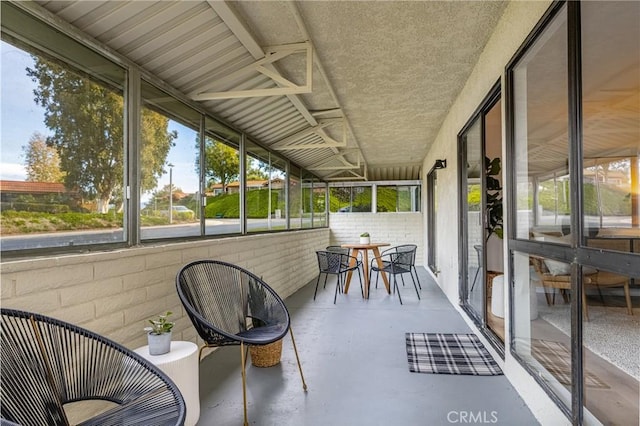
[410,272,421,299]
[357,268,364,298]
[412,266,422,290]
[289,327,308,391]
[313,274,322,300]
[240,342,249,426]
[624,282,633,315]
[582,287,589,322]
[395,275,403,305]
[470,267,480,292]
[334,274,340,304]
[543,287,553,306]
[198,343,214,362]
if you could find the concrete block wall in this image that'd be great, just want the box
[0,228,329,350]
[328,212,424,265]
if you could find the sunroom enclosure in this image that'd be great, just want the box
[2,1,639,426]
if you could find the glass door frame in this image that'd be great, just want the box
[458,80,503,353]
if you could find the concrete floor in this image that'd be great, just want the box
[196,268,539,426]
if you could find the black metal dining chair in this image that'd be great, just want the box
[176,260,307,426]
[0,308,186,426]
[326,245,365,282]
[370,244,421,304]
[315,250,363,303]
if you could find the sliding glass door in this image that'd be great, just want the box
[459,84,503,343]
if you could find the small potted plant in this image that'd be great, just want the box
[360,232,370,245]
[144,311,174,355]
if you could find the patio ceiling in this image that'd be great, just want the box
[33,0,508,181]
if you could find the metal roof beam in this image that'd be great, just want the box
[308,151,361,170]
[271,118,344,150]
[208,1,317,125]
[192,42,312,100]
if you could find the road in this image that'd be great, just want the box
[1,218,313,251]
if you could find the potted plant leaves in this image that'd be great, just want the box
[144,311,174,355]
[360,232,370,244]
[247,280,283,367]
[485,156,503,241]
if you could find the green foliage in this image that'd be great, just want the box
[376,187,396,212]
[330,187,372,212]
[23,132,65,182]
[144,311,174,335]
[582,183,631,215]
[204,189,281,219]
[467,186,481,211]
[198,139,240,190]
[28,58,175,213]
[246,189,281,218]
[485,157,503,240]
[0,210,122,234]
[204,193,238,218]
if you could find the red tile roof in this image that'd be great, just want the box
[0,180,68,194]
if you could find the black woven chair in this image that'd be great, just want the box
[326,245,350,256]
[314,250,363,303]
[0,308,185,426]
[176,260,307,426]
[370,244,421,304]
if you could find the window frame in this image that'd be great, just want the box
[0,2,327,258]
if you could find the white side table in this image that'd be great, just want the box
[491,275,505,318]
[135,341,200,426]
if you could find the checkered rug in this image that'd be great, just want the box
[405,333,503,375]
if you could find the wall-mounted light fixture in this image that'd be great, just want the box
[434,159,447,169]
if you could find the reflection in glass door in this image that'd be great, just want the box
[459,86,503,342]
[461,118,485,323]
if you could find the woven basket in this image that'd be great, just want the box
[249,339,283,367]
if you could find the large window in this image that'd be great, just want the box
[508,2,639,424]
[376,185,421,212]
[203,118,241,236]
[0,2,326,255]
[329,185,372,213]
[246,140,287,233]
[140,81,201,240]
[289,165,303,229]
[329,182,420,214]
[1,3,126,251]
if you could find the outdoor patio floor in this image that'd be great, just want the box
[196,268,540,426]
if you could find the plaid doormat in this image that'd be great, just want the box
[405,333,502,375]
[531,339,609,389]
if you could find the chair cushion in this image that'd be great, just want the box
[237,323,287,344]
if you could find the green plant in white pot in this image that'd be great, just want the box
[145,311,174,355]
[359,232,370,245]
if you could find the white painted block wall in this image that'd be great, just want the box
[328,212,424,264]
[0,229,329,350]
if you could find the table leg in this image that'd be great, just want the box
[362,250,370,299]
[372,248,391,294]
[343,249,360,294]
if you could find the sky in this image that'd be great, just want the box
[0,41,199,200]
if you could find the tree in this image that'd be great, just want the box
[27,58,175,213]
[246,158,269,181]
[22,132,64,182]
[200,138,239,192]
